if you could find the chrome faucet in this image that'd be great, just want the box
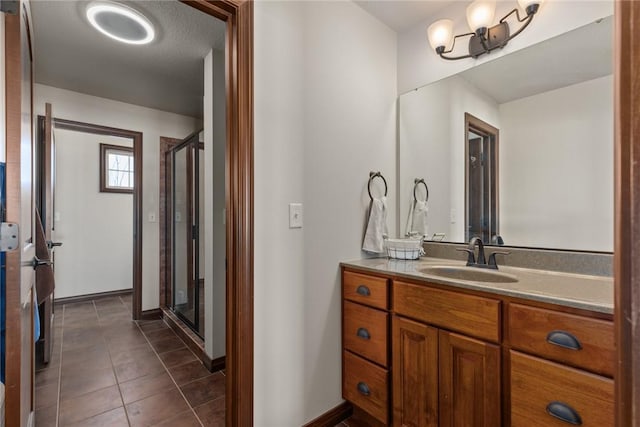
[457,236,510,270]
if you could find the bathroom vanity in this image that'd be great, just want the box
[340,258,614,427]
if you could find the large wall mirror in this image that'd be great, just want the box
[399,16,613,252]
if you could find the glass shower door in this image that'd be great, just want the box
[171,133,200,332]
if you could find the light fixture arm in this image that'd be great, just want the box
[499,7,536,40]
[434,2,540,61]
[436,32,478,61]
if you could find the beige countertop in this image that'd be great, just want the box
[341,257,613,314]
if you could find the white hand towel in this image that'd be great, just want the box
[406,200,428,238]
[362,196,388,254]
[404,200,415,237]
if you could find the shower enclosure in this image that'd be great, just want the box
[167,130,205,336]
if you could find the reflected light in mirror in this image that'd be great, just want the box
[427,19,454,51]
[466,0,496,33]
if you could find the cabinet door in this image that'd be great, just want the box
[439,330,501,427]
[392,316,439,427]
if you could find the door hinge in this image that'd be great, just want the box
[0,223,19,252]
[0,0,19,15]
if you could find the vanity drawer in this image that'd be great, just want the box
[508,304,614,377]
[343,351,389,424]
[393,281,500,342]
[510,351,613,427]
[343,271,389,310]
[343,301,388,366]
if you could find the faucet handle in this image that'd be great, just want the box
[456,248,476,266]
[488,251,511,269]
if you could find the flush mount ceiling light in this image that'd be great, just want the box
[86,2,155,45]
[427,0,543,60]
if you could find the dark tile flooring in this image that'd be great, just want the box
[35,294,225,427]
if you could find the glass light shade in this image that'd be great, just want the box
[427,19,454,51]
[517,0,543,13]
[86,2,155,45]
[466,0,496,32]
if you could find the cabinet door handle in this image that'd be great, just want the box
[356,285,370,296]
[356,327,370,340]
[357,382,371,396]
[546,330,582,350]
[546,401,583,425]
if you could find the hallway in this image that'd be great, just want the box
[34,294,225,426]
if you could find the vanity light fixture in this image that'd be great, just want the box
[427,0,543,60]
[86,2,155,45]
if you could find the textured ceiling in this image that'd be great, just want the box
[354,1,451,32]
[458,16,613,104]
[31,1,226,118]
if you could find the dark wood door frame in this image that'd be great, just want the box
[615,2,640,425]
[182,1,254,425]
[4,4,37,425]
[464,113,499,244]
[44,118,144,320]
[159,137,182,310]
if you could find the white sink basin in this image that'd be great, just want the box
[419,266,519,283]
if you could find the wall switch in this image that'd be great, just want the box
[148,212,156,222]
[289,203,303,228]
[54,212,61,222]
[450,208,457,224]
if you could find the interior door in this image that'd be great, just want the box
[4,1,37,426]
[36,103,58,363]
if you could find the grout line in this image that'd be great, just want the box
[134,321,205,427]
[94,299,133,427]
[54,300,127,426]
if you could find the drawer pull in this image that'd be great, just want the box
[357,382,371,396]
[356,327,371,340]
[356,285,371,296]
[546,401,583,425]
[546,330,582,351]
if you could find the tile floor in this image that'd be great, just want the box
[34,294,225,427]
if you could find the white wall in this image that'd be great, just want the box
[399,75,499,242]
[34,84,201,310]
[398,1,613,94]
[203,49,226,359]
[499,75,613,251]
[254,1,397,425]
[52,130,133,298]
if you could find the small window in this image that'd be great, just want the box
[100,143,134,193]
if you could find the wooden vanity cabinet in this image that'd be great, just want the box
[391,316,500,427]
[391,280,501,427]
[507,303,615,426]
[342,267,614,426]
[438,331,501,427]
[391,316,438,427]
[342,271,391,424]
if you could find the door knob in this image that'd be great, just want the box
[29,256,53,270]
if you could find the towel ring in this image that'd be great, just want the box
[413,178,429,203]
[368,171,388,200]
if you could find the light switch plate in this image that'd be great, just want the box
[289,203,303,228]
[450,208,457,224]
[148,212,156,222]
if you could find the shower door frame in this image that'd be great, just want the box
[169,132,204,337]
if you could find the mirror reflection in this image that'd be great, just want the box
[399,16,613,252]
